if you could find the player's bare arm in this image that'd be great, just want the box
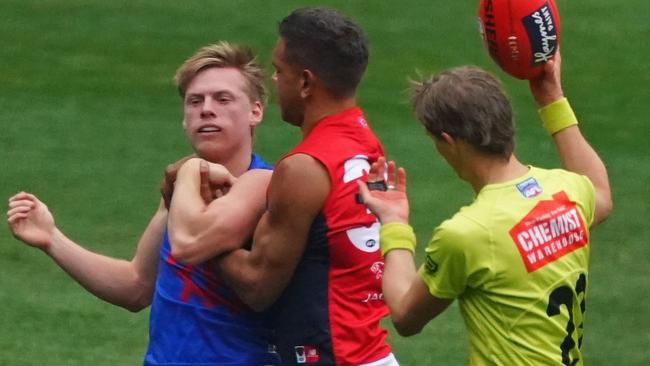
[378,247,452,336]
[218,154,330,311]
[357,158,453,335]
[7,192,165,312]
[168,158,272,265]
[529,52,613,226]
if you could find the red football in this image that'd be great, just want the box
[478,0,561,79]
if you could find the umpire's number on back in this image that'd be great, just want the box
[546,273,587,366]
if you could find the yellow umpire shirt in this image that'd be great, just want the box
[419,166,595,366]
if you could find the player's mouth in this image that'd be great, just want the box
[197,124,223,134]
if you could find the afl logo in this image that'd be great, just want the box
[516,177,543,198]
[346,222,381,253]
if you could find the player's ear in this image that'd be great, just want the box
[300,69,315,98]
[440,132,455,146]
[250,100,263,127]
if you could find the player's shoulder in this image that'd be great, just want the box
[237,168,273,187]
[434,208,490,247]
[276,153,326,177]
[534,166,595,197]
[533,165,589,183]
[271,153,330,198]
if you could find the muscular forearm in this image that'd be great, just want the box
[380,223,453,336]
[540,99,613,225]
[169,162,270,265]
[218,217,304,312]
[217,155,328,312]
[168,159,219,263]
[382,250,421,333]
[529,56,612,225]
[43,204,165,312]
[45,229,152,312]
[219,248,284,312]
[554,127,609,188]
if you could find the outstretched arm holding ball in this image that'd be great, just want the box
[529,52,613,225]
[359,48,611,363]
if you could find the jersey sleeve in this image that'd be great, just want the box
[418,215,493,299]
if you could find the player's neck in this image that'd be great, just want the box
[466,154,529,193]
[300,94,357,137]
[204,146,253,177]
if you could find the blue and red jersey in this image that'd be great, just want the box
[144,153,280,366]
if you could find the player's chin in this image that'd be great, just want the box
[192,141,226,162]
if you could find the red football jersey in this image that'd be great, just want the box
[267,107,391,365]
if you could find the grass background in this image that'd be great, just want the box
[1,0,648,364]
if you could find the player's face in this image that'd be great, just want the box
[271,37,305,126]
[182,67,262,162]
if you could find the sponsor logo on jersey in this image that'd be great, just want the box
[343,155,370,183]
[294,345,319,364]
[509,191,588,272]
[346,222,381,253]
[516,177,543,198]
[522,2,558,65]
[362,292,384,303]
[424,255,439,274]
[370,261,384,279]
[357,117,368,128]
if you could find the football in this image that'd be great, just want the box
[478,0,561,80]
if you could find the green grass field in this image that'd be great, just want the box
[1,0,648,365]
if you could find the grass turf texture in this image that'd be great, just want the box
[1,0,648,365]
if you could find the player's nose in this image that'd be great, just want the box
[200,97,217,118]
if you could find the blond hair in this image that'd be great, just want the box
[174,41,267,105]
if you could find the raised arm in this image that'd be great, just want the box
[529,52,613,226]
[7,192,165,312]
[218,154,330,311]
[167,158,272,265]
[357,157,452,336]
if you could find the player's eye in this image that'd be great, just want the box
[187,97,202,106]
[217,93,234,104]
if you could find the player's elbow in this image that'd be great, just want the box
[168,230,209,266]
[391,315,424,337]
[245,293,276,312]
[239,281,278,312]
[169,244,200,266]
[599,199,613,224]
[121,283,153,312]
[232,272,279,312]
[600,193,614,220]
[592,191,614,227]
[169,239,197,265]
[124,297,150,313]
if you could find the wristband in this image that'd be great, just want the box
[538,97,578,135]
[379,223,416,256]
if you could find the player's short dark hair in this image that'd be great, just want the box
[279,7,369,98]
[410,66,515,159]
